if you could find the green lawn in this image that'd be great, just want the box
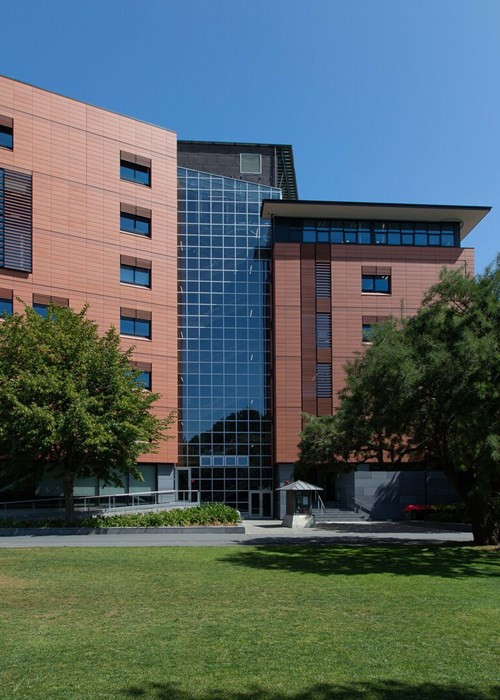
[0,545,498,700]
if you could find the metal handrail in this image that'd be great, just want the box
[313,494,326,513]
[0,489,200,513]
[347,495,372,515]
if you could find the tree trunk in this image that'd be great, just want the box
[467,497,499,546]
[63,470,75,524]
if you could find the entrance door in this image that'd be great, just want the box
[177,468,191,501]
[249,491,273,518]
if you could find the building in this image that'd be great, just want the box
[0,75,491,517]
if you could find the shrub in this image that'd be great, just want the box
[0,503,241,528]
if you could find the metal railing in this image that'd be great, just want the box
[346,495,372,516]
[0,489,200,514]
[313,493,326,514]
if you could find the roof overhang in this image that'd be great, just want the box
[261,200,491,241]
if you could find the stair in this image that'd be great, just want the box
[312,501,370,523]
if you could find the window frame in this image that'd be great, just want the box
[361,274,391,294]
[0,297,13,316]
[120,263,151,288]
[0,123,13,150]
[120,315,151,339]
[120,211,151,237]
[240,153,262,175]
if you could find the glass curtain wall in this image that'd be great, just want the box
[178,168,281,514]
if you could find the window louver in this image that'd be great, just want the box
[316,313,331,347]
[0,168,32,272]
[315,262,331,297]
[316,363,332,398]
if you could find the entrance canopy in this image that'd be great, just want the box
[277,480,323,492]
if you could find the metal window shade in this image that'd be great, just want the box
[316,313,331,347]
[315,262,331,297]
[316,363,332,398]
[0,169,32,272]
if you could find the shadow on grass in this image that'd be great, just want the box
[219,544,499,578]
[123,680,500,699]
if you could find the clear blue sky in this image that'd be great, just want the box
[2,0,499,271]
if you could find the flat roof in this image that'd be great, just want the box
[261,200,491,240]
[0,74,176,135]
[178,140,293,148]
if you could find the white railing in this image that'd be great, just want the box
[313,493,326,514]
[0,489,200,514]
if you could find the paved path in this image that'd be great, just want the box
[0,520,473,547]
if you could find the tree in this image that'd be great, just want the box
[299,260,500,545]
[0,304,174,523]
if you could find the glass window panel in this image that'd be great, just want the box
[0,298,13,315]
[428,234,440,246]
[33,303,48,318]
[388,233,401,245]
[137,371,151,390]
[0,125,13,149]
[135,268,151,287]
[120,316,135,335]
[359,231,371,244]
[120,265,135,284]
[415,233,427,246]
[344,231,357,244]
[375,232,387,245]
[330,231,343,244]
[375,276,390,293]
[361,276,374,292]
[402,233,414,245]
[441,234,455,247]
[362,323,372,343]
[303,229,316,243]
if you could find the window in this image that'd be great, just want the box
[361,267,391,294]
[137,370,152,390]
[0,290,13,316]
[130,361,152,390]
[315,262,331,297]
[0,117,13,150]
[240,153,262,175]
[33,303,48,318]
[272,218,460,247]
[316,363,332,398]
[362,323,373,343]
[120,257,151,287]
[120,308,152,338]
[316,313,331,347]
[120,151,151,186]
[362,315,390,343]
[120,204,151,236]
[32,294,69,317]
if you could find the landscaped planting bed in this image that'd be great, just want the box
[0,545,498,699]
[0,503,240,528]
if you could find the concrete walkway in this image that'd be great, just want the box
[0,520,473,547]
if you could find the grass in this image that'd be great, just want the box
[0,545,498,700]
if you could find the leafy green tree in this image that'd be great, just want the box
[0,304,174,523]
[299,260,500,545]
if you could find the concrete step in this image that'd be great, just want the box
[313,507,369,522]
